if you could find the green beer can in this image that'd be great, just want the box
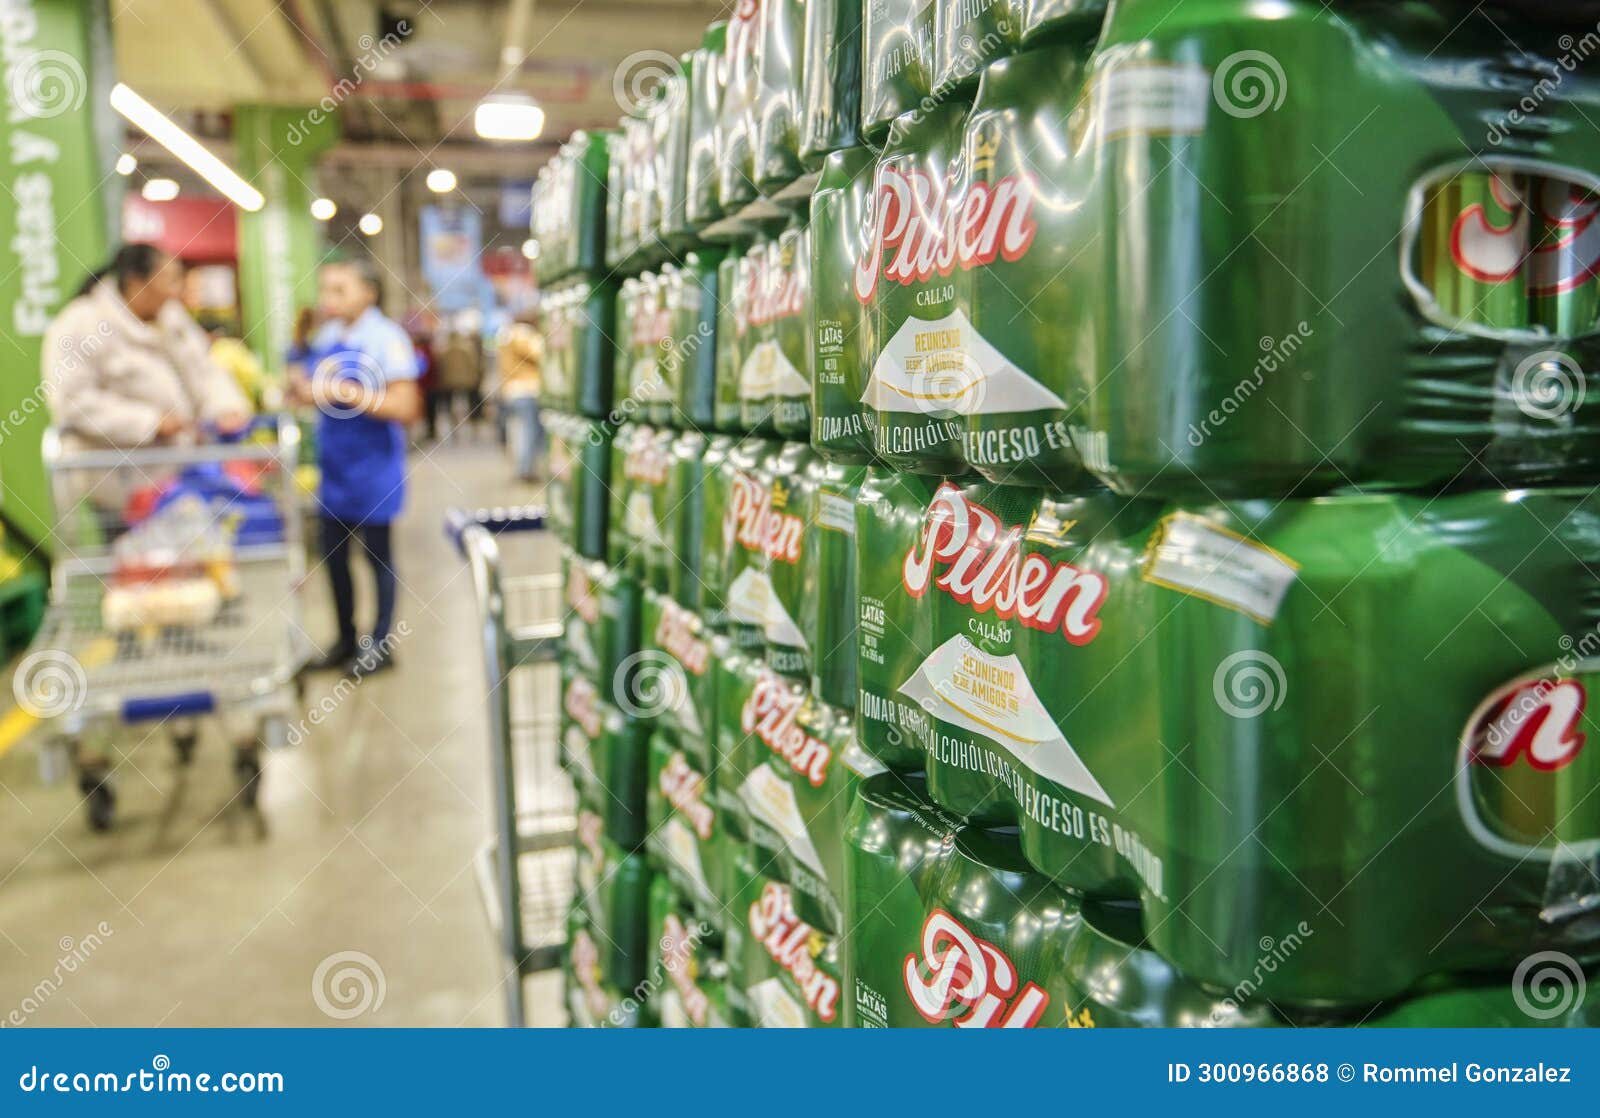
[738,670,885,934]
[809,145,879,463]
[714,243,751,434]
[566,907,642,1028]
[728,851,846,1026]
[961,45,1093,489]
[754,0,808,195]
[646,726,730,934]
[595,563,642,695]
[718,0,763,213]
[572,277,618,419]
[686,22,729,229]
[854,467,941,771]
[665,430,709,611]
[1528,177,1600,336]
[799,0,863,164]
[762,441,820,681]
[666,248,725,430]
[1017,0,1105,45]
[1143,488,1600,1006]
[722,436,782,652]
[932,0,1020,99]
[647,874,739,1027]
[561,546,602,678]
[862,102,973,476]
[810,459,869,710]
[573,816,654,993]
[563,677,650,852]
[696,435,738,631]
[644,588,717,744]
[861,0,936,142]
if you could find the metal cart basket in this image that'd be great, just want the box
[447,505,573,1027]
[19,419,307,830]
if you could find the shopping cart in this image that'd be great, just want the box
[19,418,308,831]
[446,505,574,1027]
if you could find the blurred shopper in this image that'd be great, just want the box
[43,244,251,450]
[431,323,485,436]
[290,259,422,676]
[497,320,544,479]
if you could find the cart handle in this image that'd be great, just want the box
[444,506,546,558]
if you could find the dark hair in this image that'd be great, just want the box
[77,243,170,299]
[324,255,384,308]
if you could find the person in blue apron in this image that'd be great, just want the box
[291,259,422,676]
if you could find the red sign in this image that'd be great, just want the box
[122,195,238,263]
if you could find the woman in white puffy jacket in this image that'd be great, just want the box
[44,244,251,451]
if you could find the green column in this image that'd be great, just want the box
[0,0,116,551]
[234,104,339,376]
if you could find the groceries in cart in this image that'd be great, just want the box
[103,460,282,632]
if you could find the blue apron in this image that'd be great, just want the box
[315,343,407,524]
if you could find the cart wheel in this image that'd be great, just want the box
[172,729,199,767]
[234,748,263,810]
[78,769,116,832]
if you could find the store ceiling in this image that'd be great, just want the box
[111,0,726,170]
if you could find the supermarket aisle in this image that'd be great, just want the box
[0,442,562,1026]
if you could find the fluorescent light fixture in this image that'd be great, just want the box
[115,153,137,176]
[425,168,458,193]
[474,95,544,142]
[141,178,180,202]
[310,197,338,221]
[521,238,539,260]
[110,83,265,212]
[359,213,384,236]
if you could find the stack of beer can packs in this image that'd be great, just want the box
[543,0,1600,1028]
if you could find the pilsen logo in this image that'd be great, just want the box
[577,809,605,868]
[748,882,840,1023]
[903,484,1107,646]
[623,434,670,486]
[903,909,1049,1028]
[570,928,610,1019]
[655,600,710,679]
[659,752,714,839]
[660,913,710,1027]
[1466,675,1587,772]
[1451,175,1600,294]
[564,563,599,625]
[563,674,603,740]
[747,241,806,326]
[740,670,833,787]
[854,164,1038,305]
[630,285,669,346]
[727,472,803,563]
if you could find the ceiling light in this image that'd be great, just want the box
[114,153,137,176]
[474,95,544,142]
[141,178,180,202]
[425,168,458,193]
[521,238,539,260]
[310,197,338,221]
[359,213,384,236]
[110,83,264,212]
